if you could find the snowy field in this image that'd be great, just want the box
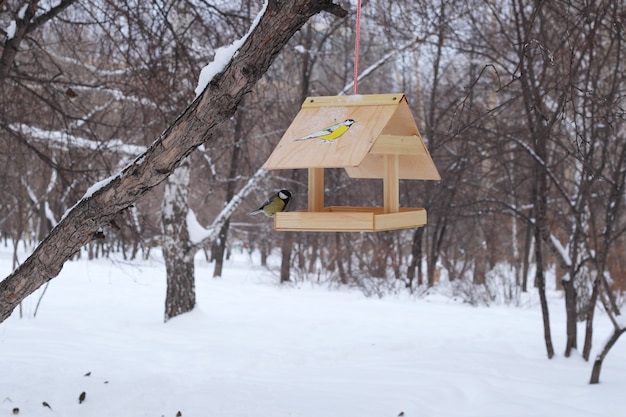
[1,246,625,417]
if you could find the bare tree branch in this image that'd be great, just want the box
[188,167,269,251]
[0,0,347,323]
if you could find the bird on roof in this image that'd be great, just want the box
[250,189,292,217]
[295,119,355,143]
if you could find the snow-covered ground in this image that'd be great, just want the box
[1,246,624,417]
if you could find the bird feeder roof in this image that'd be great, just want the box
[263,93,440,180]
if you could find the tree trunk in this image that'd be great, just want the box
[512,0,560,359]
[163,251,195,321]
[212,221,229,278]
[473,226,486,285]
[533,178,555,359]
[427,222,446,287]
[260,239,268,267]
[521,220,532,292]
[531,122,555,358]
[582,277,599,360]
[335,233,347,285]
[535,241,555,359]
[280,232,294,283]
[584,149,626,359]
[590,327,626,384]
[0,0,348,324]
[406,228,420,289]
[563,275,577,357]
[307,235,319,273]
[162,160,195,322]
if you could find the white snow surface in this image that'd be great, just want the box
[186,209,212,244]
[6,20,16,39]
[1,247,624,417]
[17,4,29,19]
[194,1,268,97]
[550,233,572,269]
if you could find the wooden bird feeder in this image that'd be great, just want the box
[263,93,440,232]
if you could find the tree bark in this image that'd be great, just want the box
[280,232,294,283]
[562,275,577,356]
[582,278,599,360]
[212,221,229,278]
[533,223,555,359]
[531,128,555,359]
[590,327,626,384]
[162,160,195,322]
[335,233,348,285]
[0,0,347,323]
[406,227,423,289]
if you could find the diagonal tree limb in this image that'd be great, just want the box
[0,0,347,323]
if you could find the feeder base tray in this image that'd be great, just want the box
[274,206,426,232]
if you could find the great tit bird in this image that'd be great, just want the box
[296,119,355,143]
[250,189,292,217]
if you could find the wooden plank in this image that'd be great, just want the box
[308,168,324,212]
[345,153,441,180]
[301,93,404,108]
[369,135,427,155]
[344,97,440,180]
[263,102,397,170]
[275,211,374,231]
[383,154,400,213]
[380,97,420,136]
[327,206,417,214]
[326,206,384,213]
[273,207,427,232]
[374,209,427,230]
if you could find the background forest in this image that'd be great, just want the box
[1,0,625,372]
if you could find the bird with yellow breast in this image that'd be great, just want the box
[295,119,355,143]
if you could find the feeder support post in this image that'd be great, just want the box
[308,167,325,212]
[383,154,400,213]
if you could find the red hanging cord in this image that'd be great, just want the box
[353,0,362,95]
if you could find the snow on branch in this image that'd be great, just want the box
[549,234,572,269]
[0,0,349,324]
[10,123,147,156]
[195,1,269,97]
[49,52,137,78]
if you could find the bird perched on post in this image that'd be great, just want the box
[295,119,355,143]
[250,190,292,217]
